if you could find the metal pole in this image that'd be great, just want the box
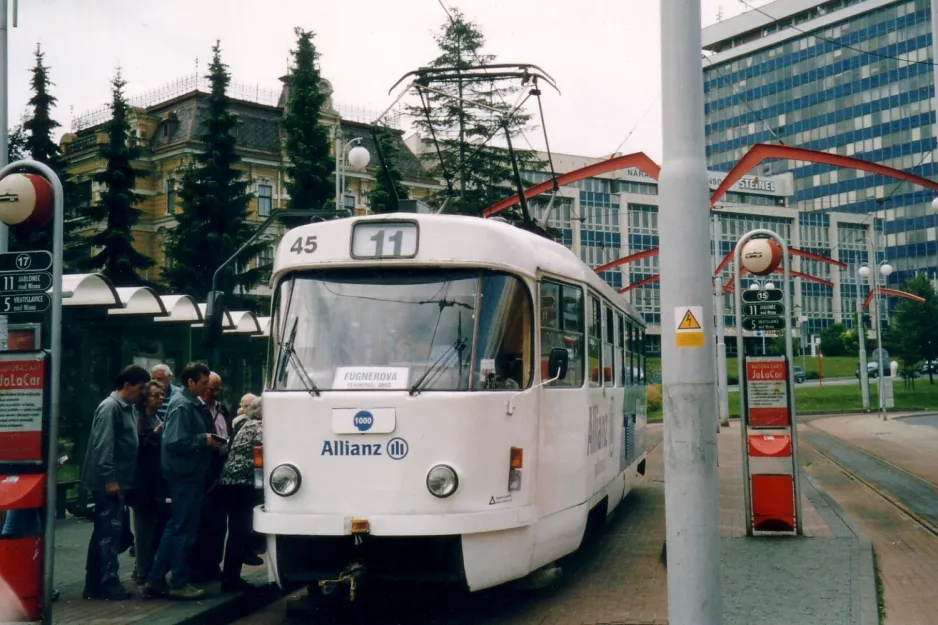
[714,276,729,427]
[873,268,886,419]
[0,160,64,624]
[857,298,870,411]
[0,0,10,354]
[333,127,342,211]
[733,240,751,536]
[0,0,9,253]
[659,2,722,623]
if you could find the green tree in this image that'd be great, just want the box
[8,124,27,161]
[887,274,938,384]
[405,7,542,217]
[79,71,153,284]
[367,125,410,213]
[819,322,848,357]
[13,45,85,268]
[281,27,334,225]
[164,41,262,299]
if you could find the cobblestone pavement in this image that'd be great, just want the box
[799,442,938,624]
[47,513,268,624]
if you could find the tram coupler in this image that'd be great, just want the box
[318,560,367,602]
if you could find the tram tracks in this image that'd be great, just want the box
[799,420,938,539]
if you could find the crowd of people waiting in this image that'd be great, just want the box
[81,362,264,601]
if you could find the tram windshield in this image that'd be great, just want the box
[270,269,532,392]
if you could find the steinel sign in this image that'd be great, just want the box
[745,357,789,428]
[708,175,777,193]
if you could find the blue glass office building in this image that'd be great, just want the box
[702,0,934,293]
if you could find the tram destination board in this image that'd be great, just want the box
[742,288,783,303]
[0,251,52,273]
[742,302,785,317]
[742,316,785,331]
[0,272,52,295]
[0,293,51,314]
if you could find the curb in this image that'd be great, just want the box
[132,570,284,625]
[800,471,880,625]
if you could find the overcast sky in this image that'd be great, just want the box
[5,0,757,163]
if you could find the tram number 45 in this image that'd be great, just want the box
[290,236,318,254]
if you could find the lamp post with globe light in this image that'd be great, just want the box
[858,261,893,420]
[333,129,371,215]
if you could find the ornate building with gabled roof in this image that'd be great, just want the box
[59,74,442,291]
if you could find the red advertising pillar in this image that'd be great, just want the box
[0,350,51,622]
[743,356,798,534]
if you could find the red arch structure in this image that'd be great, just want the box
[722,268,834,293]
[862,288,926,309]
[710,143,938,207]
[481,152,661,218]
[712,246,847,277]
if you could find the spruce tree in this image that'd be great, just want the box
[164,41,262,300]
[14,44,85,267]
[7,124,26,161]
[79,71,153,284]
[367,125,410,214]
[281,27,335,225]
[405,8,542,217]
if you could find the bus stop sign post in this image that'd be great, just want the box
[0,159,64,624]
[733,229,803,537]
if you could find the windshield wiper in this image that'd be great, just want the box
[275,317,320,397]
[409,337,469,396]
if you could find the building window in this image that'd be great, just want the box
[343,194,355,211]
[165,179,175,216]
[258,184,272,218]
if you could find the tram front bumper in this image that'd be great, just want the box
[254,504,537,536]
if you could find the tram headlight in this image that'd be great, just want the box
[270,464,301,497]
[426,464,458,498]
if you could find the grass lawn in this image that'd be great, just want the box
[647,378,938,423]
[728,380,938,416]
[647,355,862,383]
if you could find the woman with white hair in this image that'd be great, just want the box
[217,396,263,592]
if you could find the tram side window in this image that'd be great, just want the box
[588,295,602,387]
[617,314,626,386]
[539,280,584,387]
[628,323,636,385]
[603,304,615,387]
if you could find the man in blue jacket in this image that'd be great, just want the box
[143,362,218,600]
[81,364,151,601]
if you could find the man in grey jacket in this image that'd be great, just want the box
[143,362,219,601]
[81,364,151,601]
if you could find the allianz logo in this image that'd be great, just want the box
[320,437,409,460]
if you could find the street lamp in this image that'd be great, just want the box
[334,128,371,214]
[858,261,893,420]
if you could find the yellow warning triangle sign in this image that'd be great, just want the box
[678,309,702,330]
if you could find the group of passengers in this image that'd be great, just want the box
[78,362,264,601]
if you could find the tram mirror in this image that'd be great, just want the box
[548,348,569,380]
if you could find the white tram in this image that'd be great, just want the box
[254,213,648,595]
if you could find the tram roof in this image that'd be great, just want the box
[273,213,645,326]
